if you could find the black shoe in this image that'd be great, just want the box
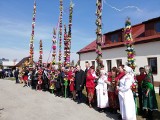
[142,110,147,118]
[147,110,153,119]
[118,114,122,120]
[98,108,104,113]
[99,110,103,113]
[77,101,81,104]
[112,109,117,114]
[138,110,142,115]
[109,108,113,113]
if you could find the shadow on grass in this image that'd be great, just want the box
[4,77,15,81]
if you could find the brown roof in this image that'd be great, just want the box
[77,16,160,54]
[15,56,30,67]
[77,23,144,54]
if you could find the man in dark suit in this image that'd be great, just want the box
[75,65,85,104]
[14,67,19,83]
[59,67,65,97]
[42,68,49,91]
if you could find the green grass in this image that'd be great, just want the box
[156,93,160,111]
[4,77,16,81]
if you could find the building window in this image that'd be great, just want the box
[116,59,122,67]
[155,22,160,33]
[91,61,95,69]
[106,60,112,72]
[111,34,118,42]
[148,57,157,74]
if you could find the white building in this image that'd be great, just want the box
[2,61,18,69]
[77,17,160,86]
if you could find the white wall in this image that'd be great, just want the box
[79,41,160,82]
[2,61,18,67]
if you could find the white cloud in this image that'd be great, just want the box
[120,8,160,25]
[104,2,143,12]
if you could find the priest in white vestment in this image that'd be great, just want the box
[117,65,136,120]
[96,70,109,112]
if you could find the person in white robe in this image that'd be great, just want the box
[117,65,136,120]
[96,70,109,112]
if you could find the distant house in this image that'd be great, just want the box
[15,56,30,70]
[2,61,18,69]
[0,58,18,69]
[77,16,160,86]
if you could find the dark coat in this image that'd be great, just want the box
[42,70,48,84]
[75,69,85,91]
[56,71,65,89]
[42,70,49,90]
[84,68,89,86]
[24,70,29,76]
[59,71,65,84]
[14,69,19,78]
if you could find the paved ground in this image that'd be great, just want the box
[0,79,118,120]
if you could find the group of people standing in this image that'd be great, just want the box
[0,68,13,78]
[14,62,158,120]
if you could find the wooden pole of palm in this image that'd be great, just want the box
[95,0,103,76]
[29,0,36,68]
[63,24,67,67]
[39,40,43,67]
[58,0,63,69]
[124,17,138,114]
[52,28,57,65]
[66,0,74,67]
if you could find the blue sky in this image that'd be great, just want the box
[0,0,160,63]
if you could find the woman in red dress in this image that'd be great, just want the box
[67,66,76,100]
[86,66,97,108]
[23,67,29,87]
